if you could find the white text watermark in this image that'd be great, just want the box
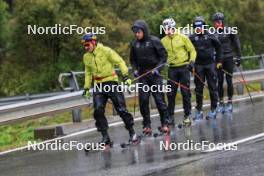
[160,140,238,151]
[160,24,238,35]
[27,24,106,35]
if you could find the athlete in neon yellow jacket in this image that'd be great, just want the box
[81,34,139,147]
[161,18,197,126]
[161,31,196,67]
[83,42,129,89]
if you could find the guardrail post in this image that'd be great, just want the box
[235,64,244,95]
[259,54,264,69]
[69,71,82,122]
[26,93,30,101]
[260,55,264,91]
[258,55,264,90]
[261,81,264,91]
[236,84,244,95]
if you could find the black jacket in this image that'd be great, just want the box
[214,31,241,59]
[189,32,222,65]
[130,20,167,72]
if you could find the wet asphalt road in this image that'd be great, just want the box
[0,96,264,176]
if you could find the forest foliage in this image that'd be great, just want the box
[0,0,263,96]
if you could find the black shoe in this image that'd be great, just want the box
[100,131,113,147]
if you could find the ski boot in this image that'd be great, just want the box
[158,125,170,135]
[206,109,217,120]
[225,102,233,113]
[193,110,203,121]
[182,115,192,127]
[99,131,113,149]
[142,126,152,137]
[128,128,141,145]
[216,102,225,114]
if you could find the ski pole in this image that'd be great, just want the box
[132,63,166,83]
[167,78,206,98]
[221,69,260,93]
[133,90,137,117]
[192,70,207,87]
[237,67,255,106]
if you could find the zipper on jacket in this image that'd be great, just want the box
[93,53,98,72]
[170,38,174,52]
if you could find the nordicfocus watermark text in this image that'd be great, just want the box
[27,24,106,35]
[93,83,172,93]
[160,24,238,35]
[27,140,105,151]
[160,140,238,151]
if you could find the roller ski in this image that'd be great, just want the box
[216,102,225,114]
[193,110,203,121]
[206,109,217,120]
[120,133,141,149]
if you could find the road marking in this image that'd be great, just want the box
[0,93,264,156]
[204,132,264,152]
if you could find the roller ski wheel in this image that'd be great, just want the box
[120,134,141,149]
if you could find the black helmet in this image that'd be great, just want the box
[194,16,205,23]
[212,12,224,21]
[193,16,206,28]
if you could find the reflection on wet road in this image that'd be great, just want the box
[0,96,264,176]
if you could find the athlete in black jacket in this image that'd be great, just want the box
[130,20,170,135]
[189,16,222,119]
[212,12,242,113]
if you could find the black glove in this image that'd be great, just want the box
[151,68,160,76]
[187,62,195,72]
[235,57,241,67]
[133,70,139,78]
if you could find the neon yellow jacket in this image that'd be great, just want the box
[83,43,128,89]
[161,33,196,67]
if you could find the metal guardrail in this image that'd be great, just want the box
[0,55,264,125]
[0,90,136,125]
[58,54,264,91]
[0,92,69,106]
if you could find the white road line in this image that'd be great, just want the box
[204,132,264,152]
[0,93,264,156]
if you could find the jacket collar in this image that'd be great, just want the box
[93,43,103,55]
